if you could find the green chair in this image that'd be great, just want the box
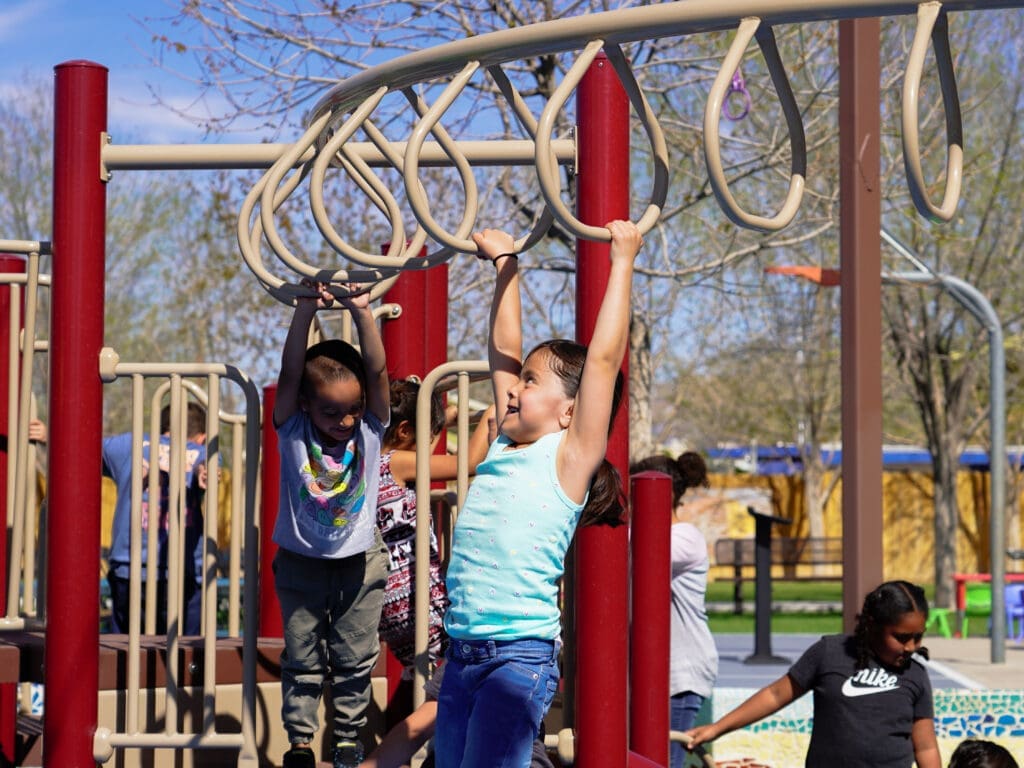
[962,582,992,638]
[925,607,953,638]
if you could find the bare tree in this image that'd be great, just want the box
[140,4,1024,600]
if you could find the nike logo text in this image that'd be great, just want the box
[841,667,899,697]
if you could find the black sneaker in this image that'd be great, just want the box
[332,740,364,768]
[283,746,316,768]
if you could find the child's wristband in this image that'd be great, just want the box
[493,253,518,265]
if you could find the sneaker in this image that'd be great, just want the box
[332,740,364,768]
[283,746,316,768]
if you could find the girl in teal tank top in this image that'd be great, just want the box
[435,220,643,768]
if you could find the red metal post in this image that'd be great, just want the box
[48,60,107,768]
[259,384,283,637]
[382,256,429,382]
[629,472,672,765]
[838,19,884,630]
[575,51,631,767]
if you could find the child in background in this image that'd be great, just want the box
[685,580,941,768]
[377,378,492,671]
[434,220,642,767]
[947,739,1019,768]
[104,402,207,635]
[272,280,390,768]
[630,451,717,768]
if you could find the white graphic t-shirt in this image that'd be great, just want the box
[272,410,385,559]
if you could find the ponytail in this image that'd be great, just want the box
[526,339,625,527]
[580,459,625,527]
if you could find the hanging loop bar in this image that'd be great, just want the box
[536,41,667,242]
[902,1,963,223]
[485,64,556,255]
[704,17,806,232]
[403,61,482,254]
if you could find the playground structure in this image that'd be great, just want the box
[3,1,1024,767]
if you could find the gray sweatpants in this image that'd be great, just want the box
[273,534,388,744]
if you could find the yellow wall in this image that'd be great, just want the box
[687,469,1024,584]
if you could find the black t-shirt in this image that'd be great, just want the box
[787,634,934,768]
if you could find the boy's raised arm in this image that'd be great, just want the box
[274,298,318,428]
[347,298,389,425]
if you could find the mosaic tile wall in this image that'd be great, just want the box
[699,688,1024,768]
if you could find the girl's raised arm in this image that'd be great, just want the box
[473,229,521,426]
[558,220,641,502]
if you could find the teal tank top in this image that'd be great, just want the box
[444,430,584,640]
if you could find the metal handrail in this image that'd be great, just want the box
[94,349,261,767]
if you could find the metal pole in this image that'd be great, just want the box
[881,242,1007,663]
[48,60,107,768]
[629,472,672,765]
[382,251,429,381]
[838,19,884,631]
[258,385,283,637]
[744,510,791,665]
[575,50,630,768]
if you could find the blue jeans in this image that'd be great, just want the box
[434,638,560,768]
[670,691,705,768]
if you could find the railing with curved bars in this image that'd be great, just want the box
[237,0,1021,307]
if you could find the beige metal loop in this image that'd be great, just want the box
[704,17,806,232]
[535,40,608,242]
[536,41,667,242]
[237,96,408,303]
[403,62,481,254]
[602,44,668,234]
[485,64,556,254]
[266,88,396,276]
[309,96,413,268]
[903,2,963,223]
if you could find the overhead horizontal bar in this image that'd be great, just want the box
[102,138,576,171]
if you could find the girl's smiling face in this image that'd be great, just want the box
[500,349,575,445]
[870,609,926,669]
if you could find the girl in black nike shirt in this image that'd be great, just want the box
[684,580,941,768]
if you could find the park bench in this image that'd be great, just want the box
[713,536,843,614]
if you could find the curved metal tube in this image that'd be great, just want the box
[485,64,556,254]
[536,41,667,241]
[535,40,608,242]
[602,43,669,234]
[902,1,963,223]
[403,62,481,253]
[704,17,806,232]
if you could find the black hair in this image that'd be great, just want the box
[853,580,930,669]
[527,339,625,528]
[630,451,709,507]
[948,739,1019,768]
[301,339,367,400]
[160,402,206,439]
[383,378,445,448]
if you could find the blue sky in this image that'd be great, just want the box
[0,0,249,143]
